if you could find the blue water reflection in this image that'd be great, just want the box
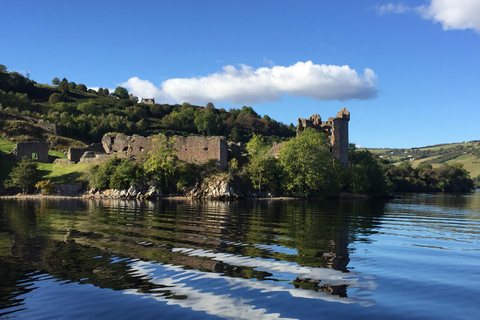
[1,193,480,319]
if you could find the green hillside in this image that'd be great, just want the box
[369,141,480,186]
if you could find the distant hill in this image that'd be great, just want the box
[369,141,480,186]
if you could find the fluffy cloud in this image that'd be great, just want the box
[122,61,378,106]
[377,0,480,33]
[120,77,174,103]
[419,0,480,32]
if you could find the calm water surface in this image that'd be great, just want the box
[1,192,480,319]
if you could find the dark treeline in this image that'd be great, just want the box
[0,64,295,145]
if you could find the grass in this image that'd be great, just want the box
[0,135,15,155]
[37,163,94,184]
[370,141,480,180]
[1,161,94,187]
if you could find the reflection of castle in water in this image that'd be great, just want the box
[78,198,384,298]
[1,198,384,308]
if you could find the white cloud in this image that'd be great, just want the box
[122,61,378,106]
[376,0,480,33]
[418,0,480,32]
[120,77,174,103]
[376,3,413,15]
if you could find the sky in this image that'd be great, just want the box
[1,0,479,148]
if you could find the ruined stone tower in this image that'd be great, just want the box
[296,107,350,167]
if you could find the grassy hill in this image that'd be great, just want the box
[369,141,480,184]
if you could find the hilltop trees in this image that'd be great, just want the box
[58,78,69,94]
[113,86,129,99]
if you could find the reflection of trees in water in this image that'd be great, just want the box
[0,198,386,302]
[399,192,480,214]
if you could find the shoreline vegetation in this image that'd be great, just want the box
[0,63,477,197]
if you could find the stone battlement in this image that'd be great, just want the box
[297,107,350,167]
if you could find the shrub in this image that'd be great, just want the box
[35,180,55,195]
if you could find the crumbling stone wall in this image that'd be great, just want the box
[175,136,227,168]
[100,133,227,168]
[296,107,350,167]
[68,143,105,163]
[101,133,153,159]
[9,141,49,162]
[78,152,113,164]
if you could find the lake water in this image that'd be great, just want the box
[1,193,480,320]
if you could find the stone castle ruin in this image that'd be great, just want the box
[69,133,228,168]
[6,141,49,162]
[4,108,349,169]
[296,107,350,167]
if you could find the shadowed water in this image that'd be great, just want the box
[1,193,479,319]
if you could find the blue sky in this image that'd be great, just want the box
[1,0,479,148]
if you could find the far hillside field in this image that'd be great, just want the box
[369,141,480,183]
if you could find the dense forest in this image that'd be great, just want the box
[0,64,476,197]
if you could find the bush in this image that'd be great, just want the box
[35,180,55,195]
[48,93,63,104]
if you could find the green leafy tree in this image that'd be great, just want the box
[52,77,60,85]
[48,93,63,104]
[68,81,76,91]
[246,134,278,193]
[90,156,119,189]
[279,128,338,197]
[437,163,474,192]
[144,134,178,192]
[59,78,69,94]
[109,160,140,189]
[77,101,101,115]
[76,83,87,92]
[5,157,40,194]
[194,107,223,136]
[346,148,389,195]
[113,86,129,99]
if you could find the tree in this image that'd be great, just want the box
[48,93,63,104]
[113,86,129,99]
[245,134,278,193]
[144,134,178,192]
[76,83,87,92]
[279,128,338,197]
[59,78,69,94]
[52,77,60,85]
[194,107,223,136]
[90,156,119,189]
[109,160,139,189]
[346,149,389,195]
[77,101,101,115]
[68,81,76,91]
[5,157,40,194]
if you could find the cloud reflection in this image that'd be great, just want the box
[123,247,376,320]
